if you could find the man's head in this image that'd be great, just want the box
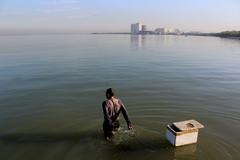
[106,88,115,99]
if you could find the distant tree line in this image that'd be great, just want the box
[214,31,240,37]
[183,30,240,38]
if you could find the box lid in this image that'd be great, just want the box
[173,120,204,131]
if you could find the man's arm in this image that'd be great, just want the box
[119,100,132,129]
[102,102,112,125]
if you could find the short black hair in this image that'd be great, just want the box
[106,88,115,99]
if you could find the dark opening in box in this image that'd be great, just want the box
[170,124,181,132]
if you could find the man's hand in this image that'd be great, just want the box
[128,123,133,130]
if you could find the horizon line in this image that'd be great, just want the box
[0,28,239,35]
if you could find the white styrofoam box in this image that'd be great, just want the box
[166,120,204,147]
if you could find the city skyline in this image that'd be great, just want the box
[130,23,182,35]
[0,0,240,33]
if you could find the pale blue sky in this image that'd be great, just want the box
[0,0,239,33]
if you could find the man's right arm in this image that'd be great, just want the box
[119,100,132,129]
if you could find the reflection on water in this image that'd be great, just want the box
[130,35,146,49]
[174,144,197,159]
[0,34,240,160]
[130,35,183,50]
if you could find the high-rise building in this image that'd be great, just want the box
[174,29,182,35]
[155,28,167,34]
[131,23,142,34]
[167,28,173,34]
[141,25,147,32]
[155,28,182,35]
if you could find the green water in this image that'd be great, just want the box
[0,35,239,160]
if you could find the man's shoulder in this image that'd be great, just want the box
[117,99,124,105]
[102,100,109,105]
[102,100,106,106]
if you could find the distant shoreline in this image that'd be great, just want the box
[92,32,131,35]
[0,31,239,40]
[91,32,240,40]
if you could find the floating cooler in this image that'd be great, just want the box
[166,120,204,147]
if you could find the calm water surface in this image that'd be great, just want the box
[0,35,239,160]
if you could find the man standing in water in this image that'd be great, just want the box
[102,88,132,140]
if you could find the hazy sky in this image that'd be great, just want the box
[0,0,239,33]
